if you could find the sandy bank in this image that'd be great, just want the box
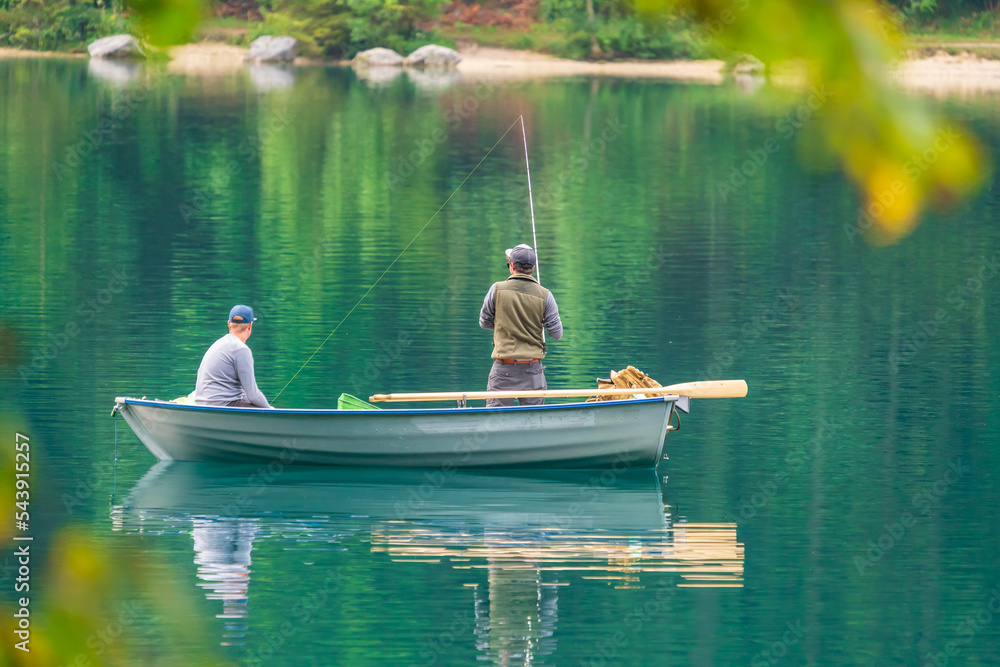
[453,45,726,83]
[166,42,247,76]
[457,46,1000,92]
[0,47,84,59]
[892,53,1000,95]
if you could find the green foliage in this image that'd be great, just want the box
[261,0,449,59]
[596,14,709,58]
[885,0,998,17]
[899,0,938,14]
[0,0,132,52]
[438,21,565,52]
[131,0,207,46]
[537,0,719,59]
[903,5,1000,38]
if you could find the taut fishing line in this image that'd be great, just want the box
[519,114,544,343]
[520,115,540,285]
[272,115,531,403]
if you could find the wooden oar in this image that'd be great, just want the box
[369,380,748,403]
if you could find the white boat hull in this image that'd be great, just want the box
[114,396,683,468]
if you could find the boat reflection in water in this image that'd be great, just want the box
[113,463,743,660]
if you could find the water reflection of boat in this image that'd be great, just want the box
[113,463,744,656]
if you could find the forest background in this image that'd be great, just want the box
[2,0,999,62]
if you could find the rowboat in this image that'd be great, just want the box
[113,379,746,469]
[112,394,687,468]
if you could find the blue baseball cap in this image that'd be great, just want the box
[229,304,257,323]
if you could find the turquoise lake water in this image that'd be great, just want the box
[0,58,998,665]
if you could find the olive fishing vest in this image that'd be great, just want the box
[492,274,549,360]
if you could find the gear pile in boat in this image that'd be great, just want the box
[590,366,664,402]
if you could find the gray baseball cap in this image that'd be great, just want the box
[505,244,537,266]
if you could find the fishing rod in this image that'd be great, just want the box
[520,115,540,285]
[519,114,545,344]
[272,116,531,403]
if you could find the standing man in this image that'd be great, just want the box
[195,305,272,408]
[479,244,563,407]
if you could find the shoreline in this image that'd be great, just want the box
[0,47,85,59]
[446,45,726,83]
[892,52,1000,95]
[4,42,1000,93]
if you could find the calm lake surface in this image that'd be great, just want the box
[1,58,999,665]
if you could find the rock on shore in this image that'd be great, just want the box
[245,36,297,63]
[88,35,144,59]
[353,47,405,67]
[405,45,461,68]
[353,45,461,69]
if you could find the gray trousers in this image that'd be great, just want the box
[486,360,546,407]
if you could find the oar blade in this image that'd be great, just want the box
[660,380,748,399]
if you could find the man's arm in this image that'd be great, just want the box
[544,293,563,340]
[233,348,272,408]
[479,284,497,330]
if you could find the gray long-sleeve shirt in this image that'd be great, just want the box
[479,284,563,340]
[195,333,270,408]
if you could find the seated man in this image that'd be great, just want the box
[195,305,272,408]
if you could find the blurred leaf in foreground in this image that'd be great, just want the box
[637,0,989,243]
[130,0,207,47]
[0,528,224,666]
[0,413,222,666]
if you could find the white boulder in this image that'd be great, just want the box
[88,35,144,59]
[353,47,405,67]
[245,36,298,63]
[404,44,461,68]
[734,55,765,76]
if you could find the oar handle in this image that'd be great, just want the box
[370,380,748,403]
